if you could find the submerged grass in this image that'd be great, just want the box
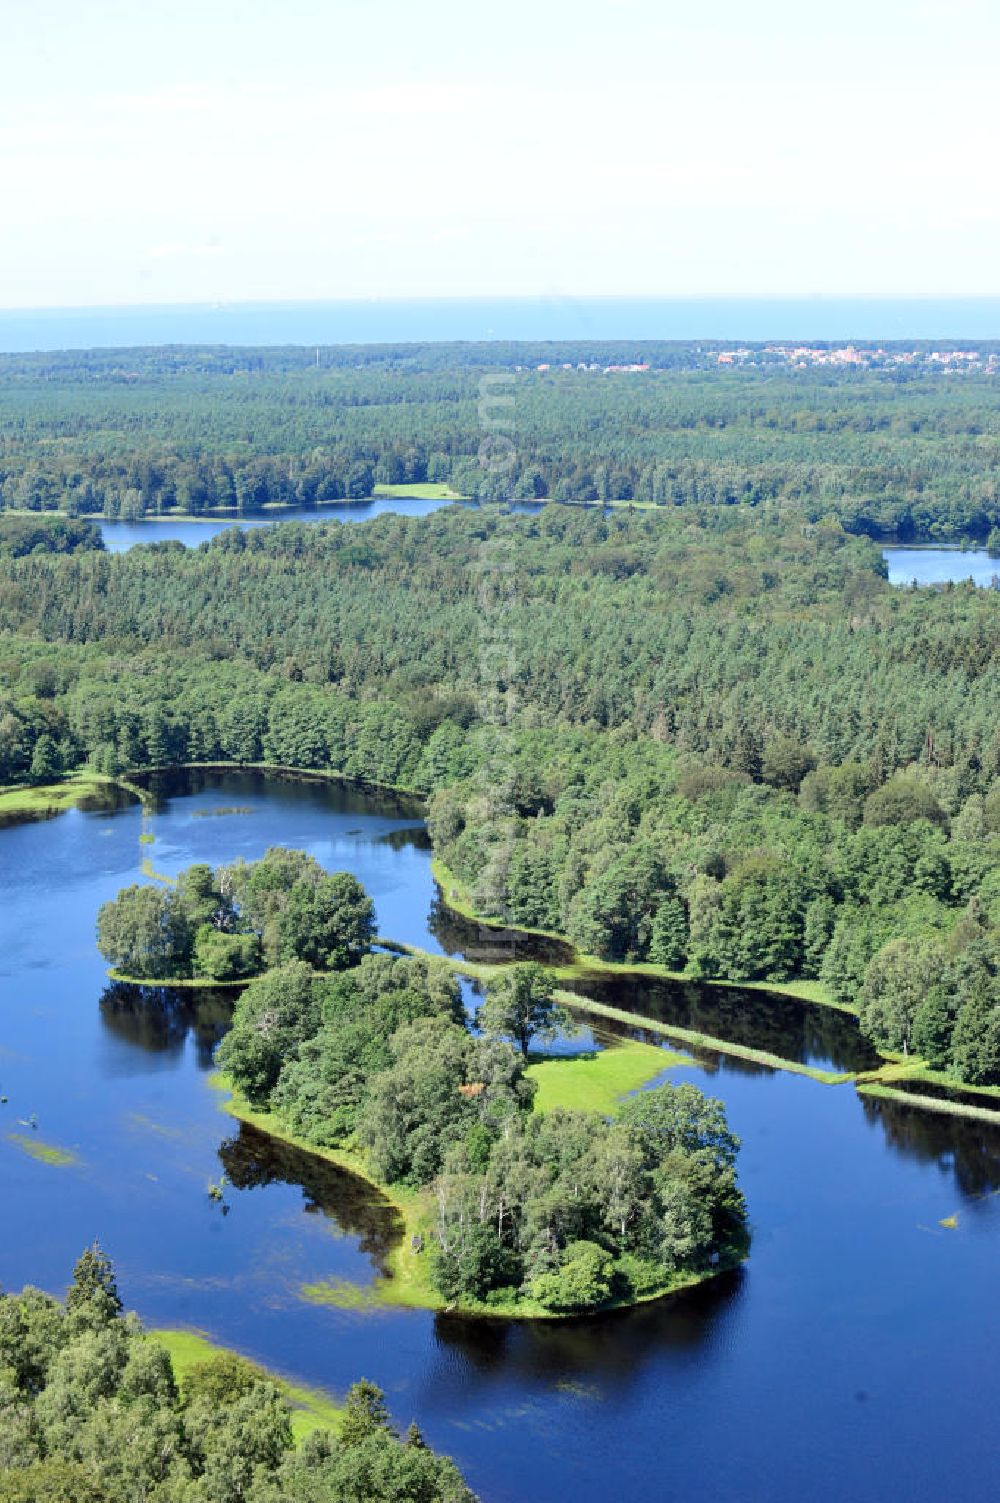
[6,1132,79,1167]
[150,1328,342,1443]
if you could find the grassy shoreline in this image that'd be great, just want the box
[0,770,152,828]
[107,969,251,989]
[552,989,856,1086]
[0,772,120,825]
[4,484,470,529]
[856,1082,1000,1125]
[150,1327,342,1443]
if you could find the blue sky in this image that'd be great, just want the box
[3,0,999,307]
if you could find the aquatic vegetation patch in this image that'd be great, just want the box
[191,805,256,818]
[6,1132,78,1167]
[298,1278,385,1312]
[123,1111,185,1140]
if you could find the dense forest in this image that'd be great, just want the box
[5,344,1000,537]
[4,350,1000,1085]
[0,1247,475,1502]
[97,850,375,981]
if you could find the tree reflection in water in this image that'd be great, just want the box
[219,1121,400,1275]
[99,981,234,1068]
[860,1093,1000,1202]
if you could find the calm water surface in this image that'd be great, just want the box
[883,545,1000,587]
[99,496,462,551]
[2,769,1000,1501]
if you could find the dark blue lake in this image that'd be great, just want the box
[2,769,1000,1502]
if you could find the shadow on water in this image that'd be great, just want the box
[429,886,878,1073]
[0,779,138,830]
[860,1093,1000,1201]
[561,971,880,1075]
[218,1122,401,1275]
[132,765,427,823]
[99,982,234,1068]
[435,1265,745,1388]
[430,900,577,967]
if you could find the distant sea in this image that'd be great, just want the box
[4,297,1000,352]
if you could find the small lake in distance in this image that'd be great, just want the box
[883,545,1000,587]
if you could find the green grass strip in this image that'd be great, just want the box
[551,989,856,1085]
[0,774,113,824]
[371,482,468,499]
[857,1082,1000,1125]
[149,1327,342,1443]
[107,969,251,989]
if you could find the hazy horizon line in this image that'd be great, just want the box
[6,292,1000,317]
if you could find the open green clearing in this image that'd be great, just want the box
[526,1040,691,1115]
[149,1328,342,1443]
[372,481,467,499]
[0,773,112,823]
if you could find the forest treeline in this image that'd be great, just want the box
[4,347,1000,536]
